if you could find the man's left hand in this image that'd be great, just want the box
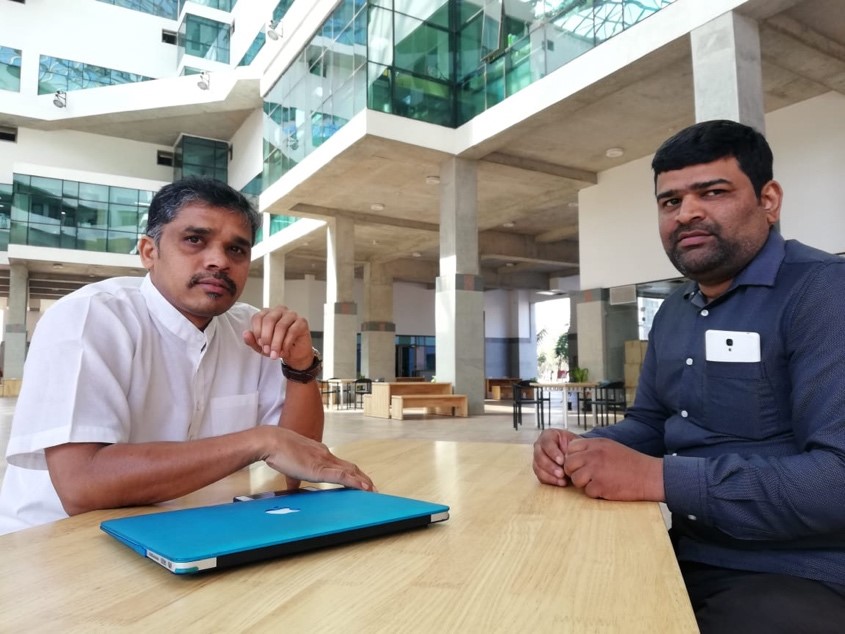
[243,306,313,365]
[563,438,665,502]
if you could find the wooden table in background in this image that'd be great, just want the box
[0,440,696,633]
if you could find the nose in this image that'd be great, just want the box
[675,194,705,224]
[204,244,231,270]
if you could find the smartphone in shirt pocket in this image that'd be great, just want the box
[705,330,761,363]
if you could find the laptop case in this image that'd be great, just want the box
[100,487,449,574]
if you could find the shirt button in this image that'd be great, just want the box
[688,515,697,521]
[701,309,709,316]
[685,358,693,366]
[681,410,688,418]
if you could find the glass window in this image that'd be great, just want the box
[0,46,22,92]
[79,183,109,203]
[38,55,152,94]
[181,14,231,64]
[97,0,178,20]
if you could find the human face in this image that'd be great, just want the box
[655,157,781,299]
[139,203,252,329]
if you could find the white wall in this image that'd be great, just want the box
[1,129,172,184]
[579,91,845,289]
[229,109,265,190]
[766,92,845,254]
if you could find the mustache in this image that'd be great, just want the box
[670,221,719,244]
[188,272,237,295]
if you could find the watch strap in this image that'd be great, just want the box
[281,348,322,384]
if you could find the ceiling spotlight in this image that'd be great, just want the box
[411,251,422,258]
[52,262,64,269]
[52,90,67,108]
[502,221,515,228]
[197,71,210,91]
[370,203,385,211]
[567,201,579,209]
[505,262,515,267]
[425,175,440,185]
[266,20,282,40]
[605,147,625,158]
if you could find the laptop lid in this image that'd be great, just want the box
[100,488,449,574]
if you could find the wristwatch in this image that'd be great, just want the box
[281,347,322,384]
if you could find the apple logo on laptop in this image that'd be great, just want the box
[265,507,300,515]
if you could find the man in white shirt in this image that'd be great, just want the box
[0,177,373,534]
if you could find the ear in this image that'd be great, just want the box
[138,235,157,271]
[759,179,782,226]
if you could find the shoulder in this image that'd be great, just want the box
[782,239,844,266]
[37,277,147,336]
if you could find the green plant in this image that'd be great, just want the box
[569,367,589,383]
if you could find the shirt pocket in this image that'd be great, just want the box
[206,392,260,437]
[702,362,777,439]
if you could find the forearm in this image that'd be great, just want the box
[278,379,324,441]
[46,426,275,515]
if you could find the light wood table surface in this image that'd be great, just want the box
[0,439,696,633]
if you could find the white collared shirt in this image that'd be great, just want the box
[0,276,286,534]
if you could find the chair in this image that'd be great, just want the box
[352,378,372,409]
[581,380,626,427]
[512,380,549,430]
[320,378,342,409]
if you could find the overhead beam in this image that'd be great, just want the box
[482,152,598,184]
[289,203,439,232]
[536,226,579,243]
[481,254,579,268]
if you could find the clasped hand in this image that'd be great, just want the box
[243,305,313,367]
[532,429,664,502]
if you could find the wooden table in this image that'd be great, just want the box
[0,440,696,633]
[531,382,599,429]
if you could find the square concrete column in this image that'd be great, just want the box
[435,157,485,414]
[361,262,395,381]
[323,216,358,378]
[262,250,285,308]
[573,289,638,383]
[3,263,29,379]
[691,11,765,131]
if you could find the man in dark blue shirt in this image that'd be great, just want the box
[533,120,845,632]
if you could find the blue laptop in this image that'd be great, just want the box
[100,487,449,574]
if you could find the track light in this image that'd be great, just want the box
[52,90,67,108]
[197,71,210,91]
[266,20,282,40]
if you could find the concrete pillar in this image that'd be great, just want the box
[262,250,285,308]
[323,216,357,378]
[573,289,638,383]
[3,263,28,379]
[361,262,395,381]
[691,11,765,131]
[435,157,485,414]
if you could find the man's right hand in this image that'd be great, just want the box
[260,427,375,492]
[532,428,580,487]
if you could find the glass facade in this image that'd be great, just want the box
[9,174,152,254]
[179,13,231,64]
[38,55,153,95]
[0,183,12,251]
[174,135,229,182]
[0,46,22,92]
[395,334,436,378]
[97,0,179,20]
[262,0,673,190]
[238,0,296,67]
[263,0,368,189]
[241,173,299,244]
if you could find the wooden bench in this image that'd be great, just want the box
[367,382,454,419]
[486,378,522,400]
[390,394,469,420]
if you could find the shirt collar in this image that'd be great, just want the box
[683,230,785,305]
[140,275,217,347]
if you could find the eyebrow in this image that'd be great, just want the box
[182,225,252,249]
[655,178,733,201]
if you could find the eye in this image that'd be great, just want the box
[660,197,680,210]
[703,188,726,197]
[185,235,202,244]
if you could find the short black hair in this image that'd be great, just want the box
[652,120,773,198]
[146,177,260,244]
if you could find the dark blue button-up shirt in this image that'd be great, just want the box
[587,231,845,585]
